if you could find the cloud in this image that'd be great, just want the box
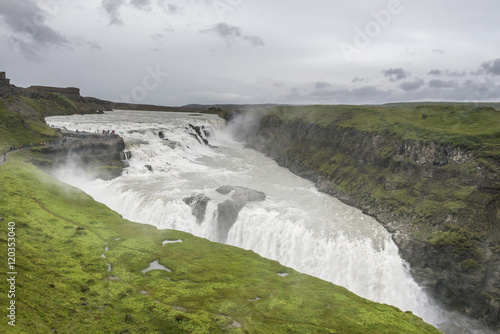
[0,0,69,60]
[432,48,444,55]
[428,69,466,77]
[481,58,500,75]
[161,2,182,14]
[102,0,126,25]
[130,0,152,10]
[243,35,265,47]
[428,69,442,76]
[351,85,389,100]
[382,68,409,82]
[305,84,392,104]
[201,23,265,46]
[428,79,458,89]
[352,77,369,83]
[87,40,102,50]
[74,36,102,51]
[448,71,466,77]
[315,81,331,90]
[398,78,424,91]
[284,87,302,100]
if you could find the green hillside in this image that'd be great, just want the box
[267,104,500,159]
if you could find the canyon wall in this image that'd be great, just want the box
[228,106,500,328]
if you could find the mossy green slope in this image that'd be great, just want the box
[0,94,74,152]
[0,155,440,333]
[267,104,500,158]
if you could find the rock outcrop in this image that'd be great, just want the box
[0,72,21,97]
[216,186,266,242]
[183,193,210,223]
[33,133,126,180]
[187,123,209,145]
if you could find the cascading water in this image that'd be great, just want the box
[45,110,490,333]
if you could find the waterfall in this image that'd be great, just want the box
[46,110,491,333]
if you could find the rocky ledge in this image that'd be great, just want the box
[32,131,127,180]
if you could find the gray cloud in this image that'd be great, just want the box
[433,48,444,55]
[398,78,425,91]
[74,36,102,51]
[102,0,126,25]
[428,70,442,76]
[87,41,102,51]
[130,0,152,10]
[0,0,69,60]
[315,81,331,90]
[306,84,392,104]
[243,35,265,47]
[428,69,466,77]
[151,33,164,43]
[293,76,500,105]
[447,70,466,77]
[202,23,264,46]
[428,79,458,89]
[352,85,389,100]
[382,68,409,82]
[352,77,369,83]
[481,59,500,75]
[166,3,181,14]
[284,87,303,101]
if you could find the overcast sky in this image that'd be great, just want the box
[1,0,500,106]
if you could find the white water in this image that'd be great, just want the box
[46,110,483,332]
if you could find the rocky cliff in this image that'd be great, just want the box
[31,133,127,180]
[229,105,500,329]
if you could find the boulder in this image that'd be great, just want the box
[215,186,266,242]
[217,199,245,242]
[183,194,210,224]
[215,186,266,202]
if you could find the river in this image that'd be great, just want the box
[45,110,492,333]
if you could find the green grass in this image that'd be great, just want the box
[0,99,61,153]
[0,156,441,333]
[267,104,500,158]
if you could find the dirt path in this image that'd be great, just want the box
[0,147,30,166]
